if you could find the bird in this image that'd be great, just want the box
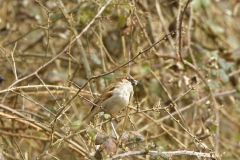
[82,75,138,124]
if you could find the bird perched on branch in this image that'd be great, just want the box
[82,75,138,124]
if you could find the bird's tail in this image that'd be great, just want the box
[82,111,96,124]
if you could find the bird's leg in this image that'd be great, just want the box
[110,121,119,139]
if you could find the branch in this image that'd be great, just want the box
[106,150,216,160]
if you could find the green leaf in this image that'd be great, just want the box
[103,74,114,79]
[70,120,81,126]
[236,101,240,113]
[209,50,219,57]
[218,69,229,84]
[50,13,63,21]
[149,79,161,95]
[192,0,202,12]
[35,131,43,137]
[218,58,234,71]
[202,0,211,8]
[118,16,126,28]
[211,69,218,76]
[87,128,98,140]
[140,63,150,74]
[207,79,219,90]
[89,53,101,65]
[236,84,240,92]
[103,113,111,120]
[210,23,224,34]
[209,124,216,132]
[79,10,95,25]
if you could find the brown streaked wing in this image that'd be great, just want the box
[90,83,116,111]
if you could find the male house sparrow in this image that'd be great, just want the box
[82,75,138,124]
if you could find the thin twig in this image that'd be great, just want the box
[155,0,175,54]
[0,130,48,141]
[184,60,220,154]
[178,0,191,62]
[187,3,197,66]
[14,138,26,160]
[0,104,87,155]
[1,0,113,103]
[10,43,18,81]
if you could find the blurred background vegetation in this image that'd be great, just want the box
[0,0,240,159]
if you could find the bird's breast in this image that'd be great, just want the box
[101,83,133,115]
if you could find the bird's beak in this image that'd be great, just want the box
[130,79,138,86]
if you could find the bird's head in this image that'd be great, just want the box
[117,75,138,86]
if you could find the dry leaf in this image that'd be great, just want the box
[121,16,139,36]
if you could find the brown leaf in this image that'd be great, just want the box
[95,132,109,145]
[131,16,139,27]
[121,26,131,36]
[120,131,145,149]
[103,138,117,154]
[121,16,139,36]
